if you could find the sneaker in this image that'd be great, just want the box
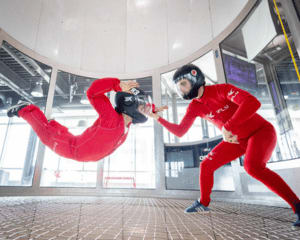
[7,101,30,118]
[294,217,300,227]
[294,202,300,227]
[184,200,210,213]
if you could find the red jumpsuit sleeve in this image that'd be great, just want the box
[220,84,261,132]
[157,103,197,137]
[86,78,122,116]
[87,78,122,97]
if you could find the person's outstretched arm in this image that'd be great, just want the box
[86,78,138,116]
[220,84,261,133]
[87,78,122,98]
[152,104,197,137]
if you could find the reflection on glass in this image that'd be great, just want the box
[220,0,300,163]
[103,77,155,189]
[275,59,300,160]
[103,119,155,189]
[165,137,234,191]
[0,41,50,186]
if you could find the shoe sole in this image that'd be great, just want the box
[7,102,29,112]
[7,102,30,117]
[184,209,210,213]
[293,220,300,227]
[184,211,210,214]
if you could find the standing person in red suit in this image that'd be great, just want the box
[7,78,151,162]
[147,64,300,227]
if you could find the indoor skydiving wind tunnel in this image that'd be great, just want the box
[0,0,300,239]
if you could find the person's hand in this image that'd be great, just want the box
[140,105,168,120]
[138,104,152,117]
[152,105,168,120]
[222,126,239,144]
[144,112,159,120]
[153,105,168,113]
[139,104,159,120]
[120,80,139,92]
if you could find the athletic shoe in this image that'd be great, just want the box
[184,200,210,213]
[294,202,300,227]
[7,101,30,117]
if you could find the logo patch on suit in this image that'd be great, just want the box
[216,105,229,114]
[228,89,239,101]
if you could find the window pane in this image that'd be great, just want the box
[103,77,155,189]
[220,0,300,163]
[40,71,98,187]
[275,60,300,159]
[0,41,50,186]
[160,51,233,191]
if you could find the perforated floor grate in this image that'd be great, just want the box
[0,197,299,239]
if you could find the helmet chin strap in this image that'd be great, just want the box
[197,85,205,98]
[122,113,132,127]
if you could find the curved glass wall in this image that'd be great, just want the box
[275,60,300,160]
[0,0,299,201]
[220,0,300,163]
[0,41,51,186]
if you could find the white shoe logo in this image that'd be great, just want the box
[195,206,205,212]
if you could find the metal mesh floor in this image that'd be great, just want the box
[0,197,299,240]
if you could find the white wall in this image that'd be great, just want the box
[209,0,249,37]
[0,0,248,74]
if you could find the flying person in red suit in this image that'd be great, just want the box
[147,64,300,227]
[7,78,153,162]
